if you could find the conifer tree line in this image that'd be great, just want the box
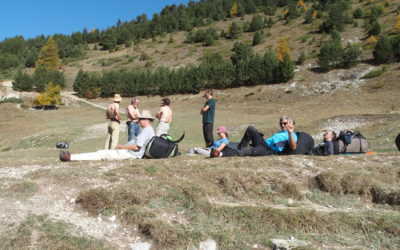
[0,0,357,71]
[73,42,294,98]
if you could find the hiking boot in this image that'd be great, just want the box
[60,151,71,162]
[56,142,69,149]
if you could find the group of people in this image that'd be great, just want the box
[60,94,173,161]
[105,94,173,150]
[59,89,396,162]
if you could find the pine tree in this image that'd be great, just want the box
[318,39,343,71]
[368,21,381,36]
[36,37,61,71]
[252,31,263,46]
[373,36,394,64]
[277,54,295,82]
[229,22,241,39]
[249,15,264,32]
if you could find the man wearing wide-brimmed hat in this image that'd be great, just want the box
[60,110,155,161]
[105,94,122,150]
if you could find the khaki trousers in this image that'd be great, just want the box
[105,121,120,149]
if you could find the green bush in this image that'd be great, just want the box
[361,66,386,79]
[13,71,34,91]
[0,97,23,104]
[373,36,394,64]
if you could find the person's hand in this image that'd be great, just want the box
[116,145,123,149]
[285,121,295,133]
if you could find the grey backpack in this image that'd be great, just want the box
[335,130,368,153]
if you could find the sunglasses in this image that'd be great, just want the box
[280,122,288,126]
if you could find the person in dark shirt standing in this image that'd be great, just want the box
[200,90,216,147]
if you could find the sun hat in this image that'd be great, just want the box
[113,94,122,102]
[138,110,155,121]
[216,126,228,134]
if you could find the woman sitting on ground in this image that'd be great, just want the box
[190,126,229,157]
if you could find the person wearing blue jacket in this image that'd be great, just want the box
[237,116,298,156]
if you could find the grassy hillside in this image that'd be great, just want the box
[1,1,400,249]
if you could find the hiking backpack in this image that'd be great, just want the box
[334,130,368,153]
[144,133,185,159]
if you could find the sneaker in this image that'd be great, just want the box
[56,142,69,149]
[59,151,71,162]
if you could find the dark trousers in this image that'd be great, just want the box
[238,126,273,156]
[202,123,214,147]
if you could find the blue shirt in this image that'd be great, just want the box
[211,137,229,149]
[265,131,297,153]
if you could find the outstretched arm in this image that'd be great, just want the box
[116,144,140,151]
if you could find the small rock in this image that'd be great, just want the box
[271,238,309,250]
[199,239,217,250]
[130,242,152,250]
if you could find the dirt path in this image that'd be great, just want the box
[62,91,126,114]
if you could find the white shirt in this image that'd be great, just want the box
[127,125,155,158]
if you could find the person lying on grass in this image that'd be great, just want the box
[189,126,229,157]
[60,110,155,161]
[212,116,297,157]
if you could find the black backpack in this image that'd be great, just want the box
[144,133,185,159]
[395,133,400,151]
[282,132,315,155]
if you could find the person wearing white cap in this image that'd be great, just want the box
[105,94,122,149]
[60,110,155,161]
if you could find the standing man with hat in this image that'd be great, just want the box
[105,94,122,149]
[200,90,216,147]
[60,110,156,161]
[127,97,141,142]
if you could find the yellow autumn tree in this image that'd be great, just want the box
[36,37,61,71]
[366,35,378,45]
[394,15,400,32]
[33,82,62,106]
[230,1,238,17]
[276,38,291,62]
[312,10,318,18]
[297,0,306,9]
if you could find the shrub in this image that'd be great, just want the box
[318,39,344,71]
[342,43,362,68]
[361,66,387,79]
[13,71,34,91]
[296,51,306,65]
[0,97,23,104]
[0,53,20,70]
[353,8,364,19]
[252,31,263,46]
[373,36,393,64]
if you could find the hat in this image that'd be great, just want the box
[216,126,228,134]
[138,110,155,121]
[113,94,122,102]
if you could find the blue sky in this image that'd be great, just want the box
[1,0,191,41]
